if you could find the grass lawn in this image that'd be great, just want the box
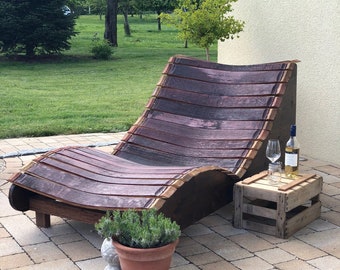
[0,15,216,139]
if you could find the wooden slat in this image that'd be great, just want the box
[278,174,316,191]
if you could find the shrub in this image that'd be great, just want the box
[90,38,113,60]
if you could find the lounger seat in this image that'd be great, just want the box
[8,55,297,228]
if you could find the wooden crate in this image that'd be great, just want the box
[233,171,323,238]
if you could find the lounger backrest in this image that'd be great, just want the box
[114,55,297,178]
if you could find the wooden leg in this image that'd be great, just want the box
[233,184,243,228]
[36,212,51,228]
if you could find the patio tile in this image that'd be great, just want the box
[23,242,67,263]
[51,233,84,245]
[307,218,338,231]
[0,253,33,269]
[0,227,10,238]
[322,183,340,196]
[214,240,253,261]
[229,232,274,252]
[199,260,238,270]
[0,237,23,256]
[315,165,340,176]
[275,258,318,270]
[176,242,209,257]
[211,222,247,237]
[199,214,228,227]
[171,252,190,268]
[0,191,22,217]
[231,256,273,270]
[75,257,107,270]
[183,223,213,237]
[277,239,326,260]
[308,255,340,270]
[320,194,340,209]
[186,251,222,266]
[171,264,200,270]
[1,215,48,246]
[321,210,340,226]
[17,258,79,270]
[41,223,76,237]
[58,240,100,261]
[296,228,340,257]
[255,248,296,264]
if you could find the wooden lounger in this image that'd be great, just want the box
[8,55,297,228]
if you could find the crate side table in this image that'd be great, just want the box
[233,172,323,238]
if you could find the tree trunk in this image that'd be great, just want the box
[157,11,161,31]
[26,44,35,57]
[123,11,131,36]
[205,47,210,61]
[184,39,188,48]
[104,0,118,47]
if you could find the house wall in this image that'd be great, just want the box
[218,0,340,165]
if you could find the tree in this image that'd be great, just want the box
[104,0,118,46]
[145,0,177,31]
[119,0,132,36]
[0,0,77,57]
[162,0,245,60]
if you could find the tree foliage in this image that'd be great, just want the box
[0,0,77,57]
[161,0,245,60]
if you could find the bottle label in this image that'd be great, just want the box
[285,152,298,166]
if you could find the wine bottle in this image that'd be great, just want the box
[284,124,300,178]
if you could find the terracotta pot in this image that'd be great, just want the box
[112,239,179,270]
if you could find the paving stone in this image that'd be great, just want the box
[199,214,228,227]
[177,236,198,247]
[320,194,340,209]
[17,258,79,270]
[51,233,84,245]
[308,218,338,231]
[214,202,234,221]
[186,251,222,266]
[0,191,22,217]
[170,264,200,270]
[23,242,66,264]
[171,252,190,268]
[255,248,296,264]
[75,257,107,270]
[176,242,209,257]
[278,239,326,260]
[229,232,274,252]
[211,222,247,237]
[296,228,340,257]
[192,232,228,249]
[67,220,102,249]
[315,165,340,176]
[58,240,100,261]
[322,183,340,196]
[0,227,10,238]
[183,223,213,237]
[199,260,238,270]
[41,223,76,237]
[275,258,318,270]
[1,215,49,246]
[0,237,23,256]
[322,210,340,226]
[252,232,289,245]
[214,240,253,261]
[0,252,33,269]
[308,255,340,270]
[231,256,273,270]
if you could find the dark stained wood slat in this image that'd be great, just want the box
[24,166,174,197]
[158,76,288,97]
[148,99,278,121]
[145,111,273,131]
[125,130,259,150]
[154,88,283,108]
[13,174,156,209]
[166,64,291,84]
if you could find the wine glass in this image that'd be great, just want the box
[266,139,281,184]
[266,139,281,163]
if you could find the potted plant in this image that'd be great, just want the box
[95,208,181,270]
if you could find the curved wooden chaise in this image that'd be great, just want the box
[8,55,297,228]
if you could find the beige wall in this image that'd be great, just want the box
[218,0,340,165]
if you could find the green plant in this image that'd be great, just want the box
[95,209,181,248]
[90,35,113,59]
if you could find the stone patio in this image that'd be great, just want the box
[0,133,339,270]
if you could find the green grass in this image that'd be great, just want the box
[0,15,217,139]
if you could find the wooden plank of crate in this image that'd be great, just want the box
[277,193,287,238]
[285,177,323,211]
[242,171,268,185]
[243,203,276,219]
[243,220,276,236]
[243,184,278,202]
[285,201,321,238]
[278,174,316,191]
